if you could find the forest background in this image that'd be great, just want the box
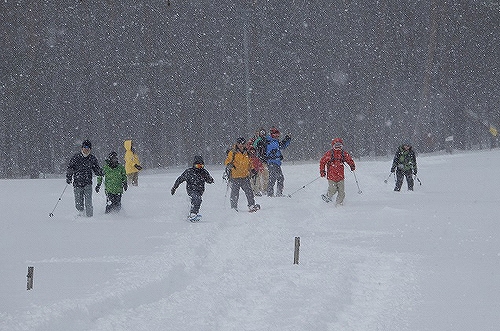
[1,0,499,178]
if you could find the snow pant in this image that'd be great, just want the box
[395,169,414,191]
[250,165,269,195]
[105,193,122,213]
[74,184,93,217]
[188,191,203,214]
[230,177,255,210]
[127,172,139,186]
[326,179,345,205]
[267,163,284,196]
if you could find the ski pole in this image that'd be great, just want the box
[414,175,422,185]
[49,183,69,217]
[224,178,230,198]
[383,173,392,183]
[352,170,362,194]
[287,176,321,197]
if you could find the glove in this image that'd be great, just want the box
[66,178,72,184]
[171,187,176,195]
[95,185,100,193]
[390,167,395,173]
[413,169,417,175]
[320,171,326,177]
[134,164,143,171]
[123,182,128,191]
[350,166,355,171]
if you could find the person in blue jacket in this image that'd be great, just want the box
[265,127,291,197]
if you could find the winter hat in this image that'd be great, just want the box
[332,138,343,149]
[270,127,280,135]
[107,151,119,167]
[193,155,204,165]
[107,151,118,161]
[82,140,92,149]
[236,137,246,144]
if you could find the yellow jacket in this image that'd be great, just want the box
[224,147,252,179]
[124,140,141,174]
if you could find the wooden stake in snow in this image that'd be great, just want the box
[27,266,34,290]
[293,237,300,264]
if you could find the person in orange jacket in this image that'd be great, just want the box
[224,137,260,212]
[124,140,142,186]
[319,138,356,206]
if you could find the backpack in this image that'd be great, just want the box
[223,149,236,181]
[254,137,268,162]
[329,149,346,164]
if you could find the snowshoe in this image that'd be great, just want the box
[249,204,260,213]
[187,213,202,222]
[321,194,332,203]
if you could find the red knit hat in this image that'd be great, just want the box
[270,127,280,135]
[332,138,343,149]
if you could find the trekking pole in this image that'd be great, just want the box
[352,170,362,194]
[49,183,69,217]
[287,176,321,197]
[224,178,231,198]
[383,173,392,183]
[414,174,422,185]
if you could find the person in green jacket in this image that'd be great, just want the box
[390,143,417,191]
[96,151,128,213]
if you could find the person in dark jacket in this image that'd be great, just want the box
[171,155,214,221]
[390,143,417,191]
[96,151,127,213]
[66,140,104,217]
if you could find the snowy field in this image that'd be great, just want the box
[1,149,499,331]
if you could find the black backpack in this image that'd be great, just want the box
[255,137,268,162]
[223,149,236,181]
[329,149,346,164]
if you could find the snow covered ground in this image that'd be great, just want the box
[1,149,499,331]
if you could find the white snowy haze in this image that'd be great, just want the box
[1,149,499,331]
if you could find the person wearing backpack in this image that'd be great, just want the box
[224,137,260,212]
[390,142,417,191]
[266,127,291,197]
[319,138,355,206]
[251,128,269,195]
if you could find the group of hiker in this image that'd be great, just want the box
[65,130,417,221]
[66,139,141,217]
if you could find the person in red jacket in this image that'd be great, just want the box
[319,138,356,206]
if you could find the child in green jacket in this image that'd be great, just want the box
[96,152,128,213]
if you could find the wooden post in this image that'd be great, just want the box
[27,266,34,290]
[293,237,300,264]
